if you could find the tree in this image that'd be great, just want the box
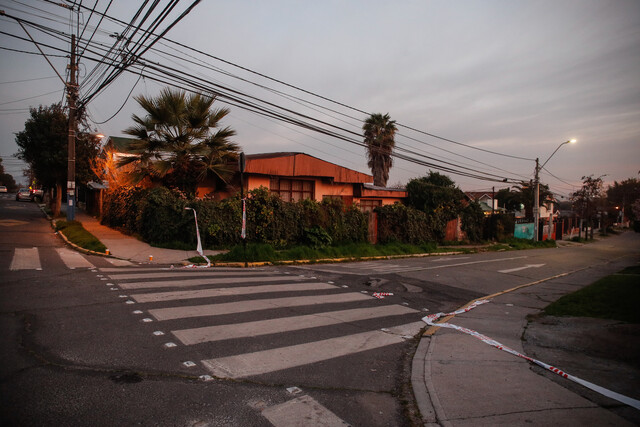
[120,88,239,194]
[606,178,640,222]
[15,103,99,215]
[572,175,604,227]
[0,158,18,191]
[406,171,464,217]
[495,181,552,217]
[363,113,397,187]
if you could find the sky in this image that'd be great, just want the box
[1,0,638,199]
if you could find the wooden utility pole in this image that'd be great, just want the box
[67,34,78,221]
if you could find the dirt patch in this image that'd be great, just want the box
[523,315,640,424]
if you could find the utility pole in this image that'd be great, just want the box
[67,34,78,221]
[533,158,540,242]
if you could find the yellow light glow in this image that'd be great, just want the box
[569,139,577,143]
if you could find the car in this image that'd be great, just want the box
[16,188,32,201]
[30,187,44,201]
[0,186,7,193]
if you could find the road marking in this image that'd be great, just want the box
[131,282,338,303]
[9,247,41,270]
[173,305,418,345]
[293,256,528,275]
[0,219,29,227]
[107,270,274,280]
[498,263,545,274]
[262,395,349,427]
[119,274,309,290]
[149,292,373,320]
[201,328,411,379]
[55,248,95,269]
[103,258,134,266]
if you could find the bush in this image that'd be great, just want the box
[376,203,439,244]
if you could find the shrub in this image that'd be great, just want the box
[376,203,438,244]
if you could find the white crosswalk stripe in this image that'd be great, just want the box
[10,247,41,271]
[8,247,96,270]
[105,267,425,382]
[55,248,95,269]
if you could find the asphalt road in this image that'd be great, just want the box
[1,194,638,426]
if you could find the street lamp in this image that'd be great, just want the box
[185,207,210,267]
[533,139,576,241]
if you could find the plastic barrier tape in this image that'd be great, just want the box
[422,300,640,411]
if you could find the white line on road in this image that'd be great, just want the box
[131,282,338,303]
[498,264,545,274]
[262,395,349,426]
[149,292,373,320]
[173,304,418,345]
[55,248,95,269]
[9,247,41,271]
[294,255,528,275]
[107,270,276,280]
[201,328,413,379]
[119,275,309,290]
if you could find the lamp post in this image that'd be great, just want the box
[533,139,576,241]
[185,207,210,267]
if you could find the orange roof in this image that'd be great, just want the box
[245,153,372,184]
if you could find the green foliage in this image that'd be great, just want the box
[460,201,485,242]
[303,226,332,248]
[544,265,640,323]
[101,185,367,248]
[376,203,439,244]
[122,88,239,193]
[212,241,443,263]
[484,213,515,241]
[15,103,99,190]
[363,113,397,187]
[55,220,107,253]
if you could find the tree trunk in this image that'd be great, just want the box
[50,184,62,217]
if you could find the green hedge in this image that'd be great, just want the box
[101,186,369,248]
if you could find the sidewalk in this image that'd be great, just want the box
[74,210,218,265]
[412,269,638,426]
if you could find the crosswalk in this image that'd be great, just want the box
[101,267,425,383]
[8,247,134,271]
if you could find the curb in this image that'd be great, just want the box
[199,251,465,268]
[52,218,110,257]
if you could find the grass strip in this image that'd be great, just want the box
[189,241,461,264]
[55,220,107,253]
[544,264,640,323]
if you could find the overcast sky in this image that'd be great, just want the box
[1,0,638,198]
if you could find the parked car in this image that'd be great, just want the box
[0,186,7,193]
[30,187,44,201]
[16,188,32,201]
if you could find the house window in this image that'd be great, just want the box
[270,178,314,202]
[359,199,382,213]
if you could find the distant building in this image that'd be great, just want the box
[96,140,407,210]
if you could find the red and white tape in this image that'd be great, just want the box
[423,300,640,411]
[372,292,393,299]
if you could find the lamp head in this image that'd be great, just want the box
[568,139,577,144]
[185,207,192,211]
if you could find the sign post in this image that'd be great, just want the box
[239,152,247,268]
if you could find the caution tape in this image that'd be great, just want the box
[372,292,393,299]
[422,300,640,411]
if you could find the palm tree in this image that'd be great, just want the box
[120,88,239,193]
[363,113,397,187]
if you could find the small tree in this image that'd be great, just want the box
[572,175,604,228]
[15,104,99,215]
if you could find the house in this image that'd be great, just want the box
[464,191,501,215]
[212,152,407,210]
[96,139,407,210]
